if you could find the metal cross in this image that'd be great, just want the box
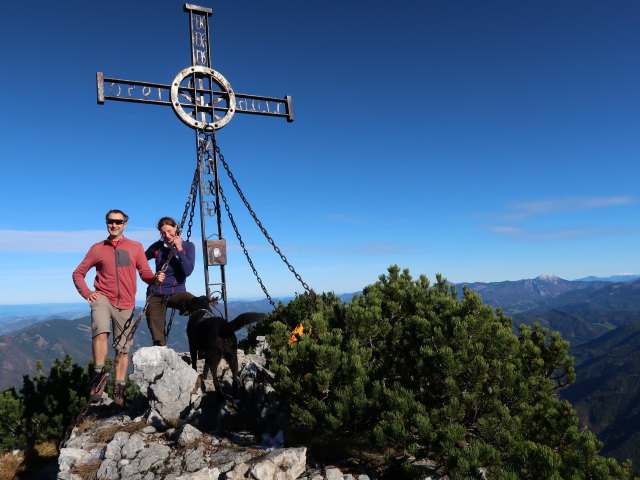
[96,3,294,319]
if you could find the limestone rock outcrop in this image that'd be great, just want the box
[130,347,199,427]
[58,340,443,479]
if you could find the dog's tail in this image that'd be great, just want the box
[226,312,267,331]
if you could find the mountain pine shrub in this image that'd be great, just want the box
[0,388,25,453]
[21,356,90,446]
[244,265,636,479]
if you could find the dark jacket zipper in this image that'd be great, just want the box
[114,242,120,308]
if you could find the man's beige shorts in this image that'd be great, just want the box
[90,295,134,353]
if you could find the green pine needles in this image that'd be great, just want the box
[244,265,636,480]
[0,356,138,456]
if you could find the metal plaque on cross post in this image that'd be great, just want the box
[96,3,294,320]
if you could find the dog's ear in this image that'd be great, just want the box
[188,296,211,314]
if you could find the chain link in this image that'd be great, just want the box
[215,145,313,295]
[217,176,275,307]
[181,167,199,240]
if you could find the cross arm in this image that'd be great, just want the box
[96,72,294,123]
[96,72,172,106]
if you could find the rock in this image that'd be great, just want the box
[178,423,204,447]
[325,467,345,480]
[254,336,268,357]
[413,459,448,479]
[176,467,221,479]
[224,462,250,479]
[246,447,307,480]
[59,345,438,480]
[122,432,145,459]
[58,448,90,472]
[131,346,200,426]
[103,431,130,461]
[57,473,82,480]
[182,445,209,472]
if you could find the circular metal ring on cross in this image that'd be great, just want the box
[170,65,236,130]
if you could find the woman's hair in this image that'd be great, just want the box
[157,216,181,235]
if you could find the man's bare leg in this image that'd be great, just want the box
[114,354,128,383]
[92,333,108,367]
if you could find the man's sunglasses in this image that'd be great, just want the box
[106,219,126,225]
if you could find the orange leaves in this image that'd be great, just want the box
[288,323,315,344]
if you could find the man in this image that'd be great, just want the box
[73,209,164,405]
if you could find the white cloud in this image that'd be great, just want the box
[0,230,419,259]
[483,226,525,235]
[483,225,640,241]
[0,229,159,252]
[500,195,637,221]
[286,242,422,256]
[325,213,366,224]
[325,214,406,226]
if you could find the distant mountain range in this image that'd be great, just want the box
[457,274,612,314]
[563,320,640,463]
[2,275,640,464]
[574,274,640,282]
[0,307,86,338]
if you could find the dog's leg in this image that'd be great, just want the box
[201,358,211,391]
[191,375,203,395]
[209,350,223,393]
[189,342,198,371]
[224,350,240,397]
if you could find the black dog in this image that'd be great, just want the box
[182,295,265,395]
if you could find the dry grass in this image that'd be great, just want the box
[76,416,100,435]
[72,460,101,480]
[0,442,59,480]
[0,450,24,480]
[91,420,147,443]
[34,442,58,458]
[178,434,219,454]
[121,420,148,434]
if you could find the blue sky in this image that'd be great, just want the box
[1,0,639,305]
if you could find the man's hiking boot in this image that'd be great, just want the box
[89,372,109,398]
[112,383,126,406]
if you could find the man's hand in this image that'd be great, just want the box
[155,272,166,284]
[87,291,102,303]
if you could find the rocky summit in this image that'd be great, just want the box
[57,338,445,480]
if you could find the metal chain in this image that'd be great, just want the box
[60,297,150,449]
[215,146,313,294]
[181,167,199,240]
[217,176,275,308]
[165,308,177,339]
[161,168,199,342]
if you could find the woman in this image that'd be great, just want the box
[145,216,196,346]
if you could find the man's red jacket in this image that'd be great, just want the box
[73,236,156,310]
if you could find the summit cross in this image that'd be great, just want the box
[97,4,294,129]
[96,4,294,316]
